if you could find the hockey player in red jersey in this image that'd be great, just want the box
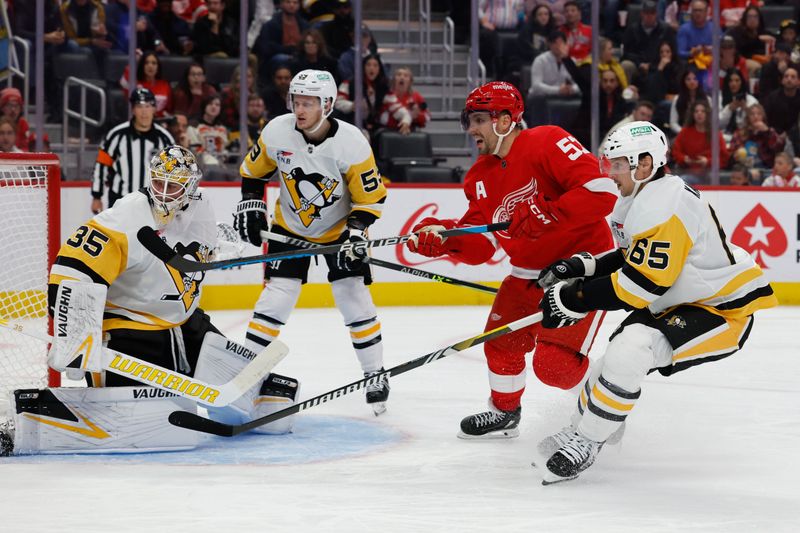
[406,81,618,438]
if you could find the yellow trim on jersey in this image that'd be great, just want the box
[612,215,693,308]
[610,271,652,309]
[54,220,129,286]
[240,137,277,179]
[699,266,763,303]
[103,318,178,332]
[249,320,280,337]
[344,154,387,216]
[103,302,186,331]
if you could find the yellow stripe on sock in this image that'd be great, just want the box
[592,385,635,412]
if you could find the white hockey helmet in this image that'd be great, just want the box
[148,145,202,225]
[288,69,337,132]
[601,121,668,192]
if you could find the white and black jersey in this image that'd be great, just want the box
[92,120,173,204]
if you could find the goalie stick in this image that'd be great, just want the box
[167,311,544,436]
[137,222,510,273]
[0,316,288,407]
[261,231,499,295]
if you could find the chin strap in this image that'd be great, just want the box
[630,165,659,197]
[491,121,516,155]
[306,98,334,134]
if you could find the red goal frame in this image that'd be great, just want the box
[0,152,61,387]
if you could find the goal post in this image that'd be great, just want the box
[0,152,61,399]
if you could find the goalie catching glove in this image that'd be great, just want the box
[234,193,268,246]
[540,280,589,329]
[537,252,597,289]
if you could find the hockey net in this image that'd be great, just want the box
[0,153,61,402]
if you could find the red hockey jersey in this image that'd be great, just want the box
[455,126,617,271]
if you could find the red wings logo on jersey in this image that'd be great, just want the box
[492,179,537,238]
[730,203,787,268]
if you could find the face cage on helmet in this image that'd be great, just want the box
[148,168,200,216]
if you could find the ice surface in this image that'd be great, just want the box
[2,306,798,532]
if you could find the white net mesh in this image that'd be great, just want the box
[0,161,53,400]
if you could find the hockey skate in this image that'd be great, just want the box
[541,432,603,485]
[458,401,521,439]
[536,421,625,459]
[364,369,390,416]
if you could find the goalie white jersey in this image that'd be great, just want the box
[49,190,217,331]
[240,114,387,242]
[610,175,777,317]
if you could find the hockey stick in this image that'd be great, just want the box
[168,311,544,436]
[261,230,499,295]
[0,316,288,407]
[137,222,510,273]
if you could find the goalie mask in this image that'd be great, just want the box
[148,145,202,225]
[600,121,668,196]
[288,69,337,133]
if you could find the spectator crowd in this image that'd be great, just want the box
[6,0,430,179]
[5,0,800,187]
[491,0,800,186]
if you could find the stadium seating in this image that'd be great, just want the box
[376,131,437,181]
[404,165,457,183]
[204,57,242,88]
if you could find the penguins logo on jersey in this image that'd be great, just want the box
[161,241,209,311]
[666,315,687,329]
[282,167,341,227]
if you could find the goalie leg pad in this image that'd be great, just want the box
[10,386,202,455]
[194,332,297,431]
[251,373,301,435]
[245,277,302,353]
[195,331,263,424]
[332,277,383,373]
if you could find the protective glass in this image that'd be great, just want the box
[599,155,634,175]
[460,110,491,131]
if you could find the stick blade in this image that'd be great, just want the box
[169,411,236,437]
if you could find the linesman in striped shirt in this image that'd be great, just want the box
[91,88,174,213]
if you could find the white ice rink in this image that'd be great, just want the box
[2,305,799,532]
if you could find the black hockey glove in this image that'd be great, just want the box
[540,280,589,329]
[537,252,596,289]
[336,224,369,271]
[234,194,268,246]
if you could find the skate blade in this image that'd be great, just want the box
[371,402,387,416]
[541,472,579,486]
[456,427,520,440]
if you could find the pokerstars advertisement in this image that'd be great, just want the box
[702,188,800,283]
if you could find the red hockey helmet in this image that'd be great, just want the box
[460,81,525,131]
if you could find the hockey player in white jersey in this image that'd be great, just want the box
[533,122,778,484]
[235,69,390,415]
[0,146,298,455]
